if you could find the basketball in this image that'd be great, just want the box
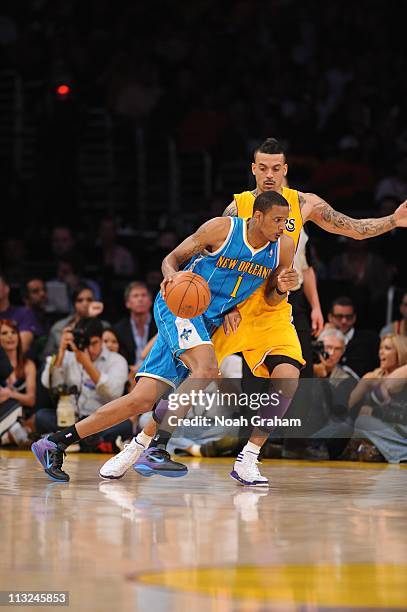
[165,271,211,318]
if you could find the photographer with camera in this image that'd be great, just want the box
[300,328,359,458]
[36,317,129,449]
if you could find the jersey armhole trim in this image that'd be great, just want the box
[206,217,235,257]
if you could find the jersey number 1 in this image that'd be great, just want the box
[230,275,243,298]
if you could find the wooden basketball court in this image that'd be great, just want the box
[1,450,406,611]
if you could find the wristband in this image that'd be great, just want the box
[276,286,287,295]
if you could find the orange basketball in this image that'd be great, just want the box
[165,271,211,318]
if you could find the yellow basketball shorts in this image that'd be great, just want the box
[212,301,305,378]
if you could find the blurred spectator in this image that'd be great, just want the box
[344,334,407,462]
[327,296,380,377]
[37,318,130,449]
[51,226,76,259]
[96,216,136,277]
[375,156,407,203]
[0,273,40,354]
[43,284,108,357]
[381,290,407,337]
[0,319,36,448]
[55,254,101,301]
[102,328,120,353]
[113,281,156,370]
[22,277,54,365]
[329,241,389,328]
[23,278,51,334]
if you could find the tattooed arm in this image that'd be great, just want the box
[222,201,238,217]
[300,192,407,239]
[161,217,231,296]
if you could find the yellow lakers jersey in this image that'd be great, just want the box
[234,188,303,249]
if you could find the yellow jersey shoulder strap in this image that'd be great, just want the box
[234,191,255,218]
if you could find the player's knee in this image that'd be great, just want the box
[191,363,219,380]
[279,378,299,398]
[125,387,154,416]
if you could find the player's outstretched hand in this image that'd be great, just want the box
[394,200,407,227]
[223,308,242,335]
[276,268,298,294]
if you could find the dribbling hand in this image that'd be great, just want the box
[160,272,182,298]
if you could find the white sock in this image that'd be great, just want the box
[136,431,153,448]
[189,444,202,457]
[243,441,261,456]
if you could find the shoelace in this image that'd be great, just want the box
[49,448,66,470]
[147,448,171,460]
[112,441,136,461]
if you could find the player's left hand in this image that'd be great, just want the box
[223,308,242,335]
[394,200,407,227]
[310,306,324,337]
[276,268,298,293]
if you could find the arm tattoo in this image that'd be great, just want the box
[298,193,307,209]
[312,197,396,238]
[222,201,238,217]
[180,234,204,261]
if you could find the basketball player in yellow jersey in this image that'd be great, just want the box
[211,137,407,486]
[214,137,407,380]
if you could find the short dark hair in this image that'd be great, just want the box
[253,190,289,214]
[21,277,45,300]
[330,296,355,313]
[75,317,104,338]
[254,137,286,161]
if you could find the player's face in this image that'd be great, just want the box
[126,288,152,314]
[258,206,289,242]
[329,306,356,334]
[379,337,398,372]
[252,153,287,193]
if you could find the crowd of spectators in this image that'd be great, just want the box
[0,253,406,464]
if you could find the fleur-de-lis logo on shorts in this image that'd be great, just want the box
[180,328,193,341]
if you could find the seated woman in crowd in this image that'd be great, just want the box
[0,319,36,447]
[343,334,407,462]
[43,284,108,358]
